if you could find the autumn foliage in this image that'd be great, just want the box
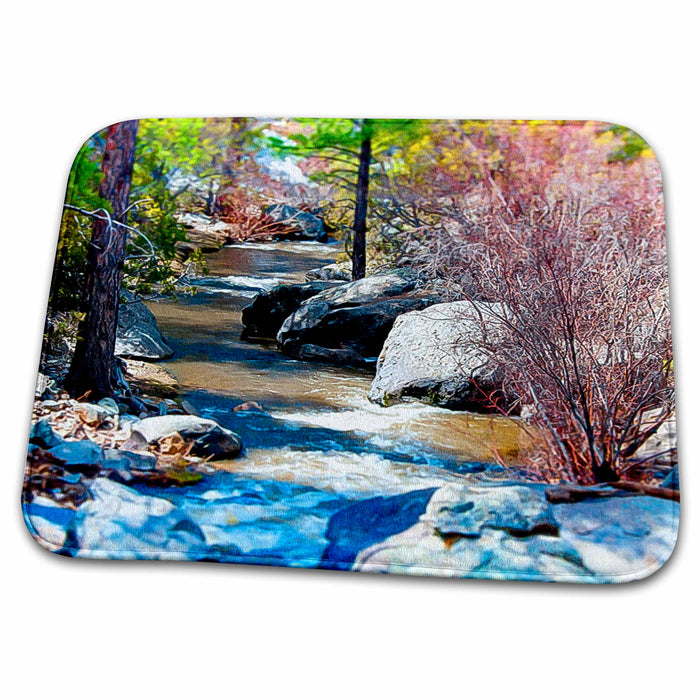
[399,122,672,483]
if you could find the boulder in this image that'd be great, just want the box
[73,402,115,427]
[24,496,76,550]
[116,291,173,360]
[48,440,105,468]
[354,482,679,583]
[368,300,515,413]
[430,484,558,537]
[43,439,105,475]
[265,204,327,241]
[305,262,352,282]
[64,478,206,558]
[122,358,180,398]
[633,412,677,470]
[128,414,242,459]
[276,270,439,366]
[97,398,120,416]
[102,448,157,473]
[241,281,337,341]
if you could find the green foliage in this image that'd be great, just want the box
[125,180,187,295]
[603,124,652,162]
[263,118,429,261]
[52,119,242,309]
[182,247,208,273]
[134,118,228,193]
[51,136,107,309]
[267,118,428,175]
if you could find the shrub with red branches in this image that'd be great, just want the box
[402,122,673,484]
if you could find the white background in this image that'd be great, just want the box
[1,2,697,698]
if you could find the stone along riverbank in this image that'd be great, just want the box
[24,238,678,580]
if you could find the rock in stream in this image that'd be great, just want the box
[241,280,338,341]
[369,300,516,413]
[276,270,439,366]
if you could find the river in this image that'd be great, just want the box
[141,240,530,567]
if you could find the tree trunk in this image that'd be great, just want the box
[65,120,139,400]
[351,131,371,281]
[591,456,621,484]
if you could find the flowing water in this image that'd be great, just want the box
[141,240,531,566]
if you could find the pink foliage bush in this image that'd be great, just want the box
[401,122,673,484]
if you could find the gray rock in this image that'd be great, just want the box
[115,290,173,360]
[122,359,180,399]
[177,478,346,565]
[305,262,352,282]
[176,212,232,255]
[48,440,105,470]
[369,300,516,413]
[97,398,120,416]
[24,496,76,550]
[102,448,157,472]
[277,270,439,366]
[292,344,366,366]
[65,479,206,558]
[74,402,115,426]
[322,488,438,569]
[129,414,242,459]
[62,476,346,565]
[431,484,558,537]
[241,281,337,341]
[35,373,56,399]
[265,204,327,241]
[354,482,679,583]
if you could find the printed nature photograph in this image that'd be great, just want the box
[23,118,678,581]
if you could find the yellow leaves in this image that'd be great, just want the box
[406,134,434,158]
[132,196,162,220]
[595,129,616,146]
[486,150,504,170]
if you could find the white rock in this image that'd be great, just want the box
[130,414,242,459]
[368,300,513,412]
[354,482,679,582]
[115,290,173,360]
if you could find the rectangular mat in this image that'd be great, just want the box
[23,118,679,582]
